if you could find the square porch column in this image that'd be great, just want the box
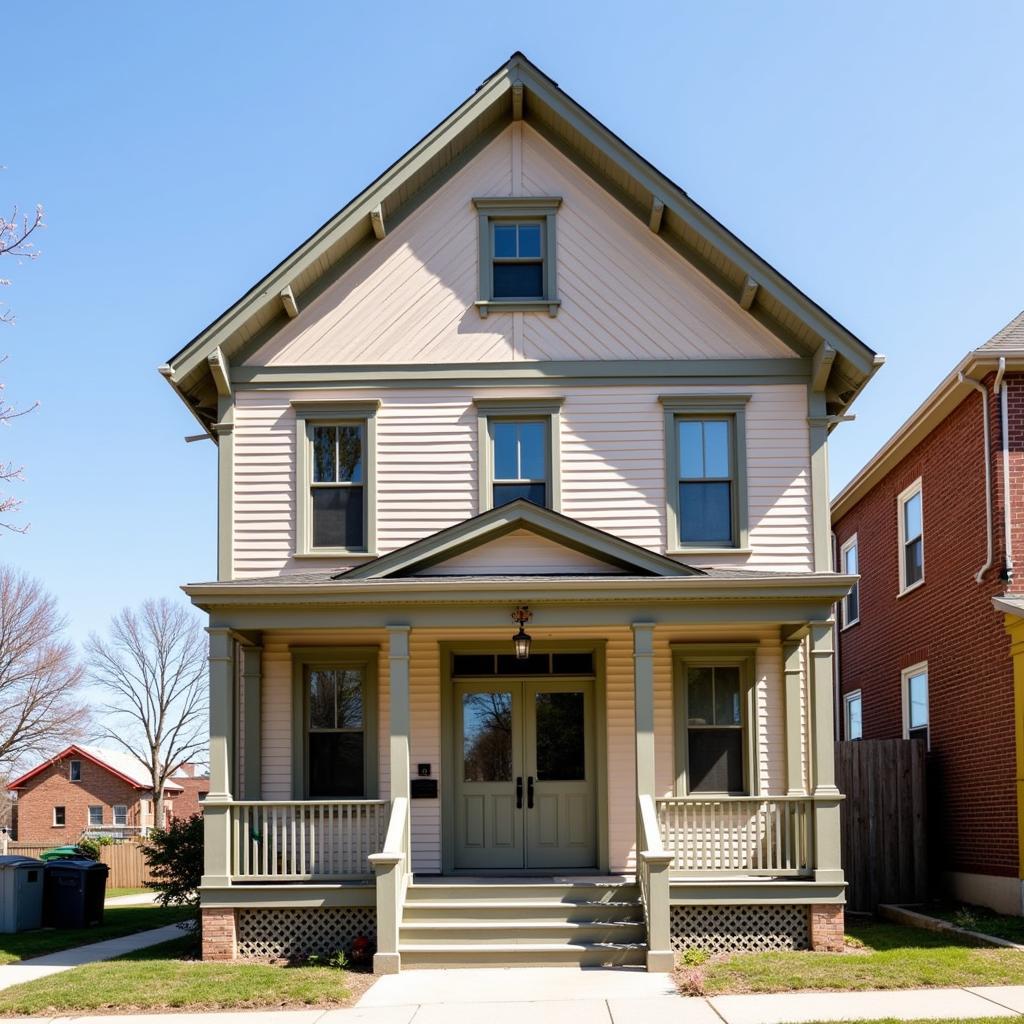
[783,637,806,797]
[632,622,656,802]
[809,621,843,884]
[387,625,412,866]
[202,627,236,888]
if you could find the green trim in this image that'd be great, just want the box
[672,643,759,797]
[439,638,609,875]
[292,401,379,557]
[807,388,831,572]
[289,646,380,800]
[474,399,564,514]
[661,395,750,554]
[473,197,561,317]
[241,644,263,800]
[669,879,846,905]
[231,358,810,388]
[200,883,375,909]
[340,499,698,580]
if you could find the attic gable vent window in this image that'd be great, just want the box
[473,197,561,317]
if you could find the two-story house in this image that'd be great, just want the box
[832,311,1024,916]
[162,54,880,972]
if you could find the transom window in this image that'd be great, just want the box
[69,760,81,782]
[844,690,863,740]
[678,417,735,544]
[113,804,128,826]
[899,480,924,592]
[903,664,929,745]
[492,419,548,507]
[88,805,103,827]
[492,222,544,299]
[307,666,366,799]
[311,423,364,549]
[841,535,860,626]
[685,665,744,793]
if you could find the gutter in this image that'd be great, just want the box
[996,357,1014,582]
[958,373,994,582]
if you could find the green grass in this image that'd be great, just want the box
[927,903,1024,944]
[802,1020,1016,1024]
[0,936,361,1014]
[105,887,150,899]
[0,905,192,965]
[690,920,1024,995]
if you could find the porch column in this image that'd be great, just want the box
[241,644,262,800]
[387,625,412,865]
[809,621,843,883]
[783,637,806,796]
[632,622,657,801]
[202,628,235,888]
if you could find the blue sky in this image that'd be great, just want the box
[3,1,1023,647]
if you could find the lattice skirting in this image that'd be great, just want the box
[670,904,809,953]
[236,907,377,961]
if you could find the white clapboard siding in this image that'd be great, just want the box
[232,383,810,577]
[245,123,792,368]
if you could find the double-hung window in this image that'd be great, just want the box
[475,399,562,512]
[53,806,65,827]
[113,804,127,826]
[844,690,863,740]
[662,396,750,551]
[841,535,860,627]
[902,663,929,746]
[898,480,924,592]
[293,648,378,800]
[473,197,561,317]
[88,806,103,827]
[674,645,756,795]
[294,402,378,557]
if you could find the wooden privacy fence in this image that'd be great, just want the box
[836,738,928,912]
[9,841,155,890]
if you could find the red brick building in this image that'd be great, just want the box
[167,764,209,820]
[7,745,184,844]
[831,311,1024,914]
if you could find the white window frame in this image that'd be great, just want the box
[843,689,863,740]
[897,478,924,595]
[87,805,103,827]
[840,533,860,628]
[52,806,65,827]
[901,661,929,749]
[112,804,128,826]
[68,759,81,782]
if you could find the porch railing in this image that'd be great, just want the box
[656,796,814,877]
[228,800,389,881]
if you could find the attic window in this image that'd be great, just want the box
[473,197,561,317]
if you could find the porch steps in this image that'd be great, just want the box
[399,880,647,968]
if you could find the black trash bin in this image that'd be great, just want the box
[42,857,109,928]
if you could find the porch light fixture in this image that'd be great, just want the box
[512,606,533,660]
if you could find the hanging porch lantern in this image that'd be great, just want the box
[511,606,533,660]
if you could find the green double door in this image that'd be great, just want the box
[453,678,597,871]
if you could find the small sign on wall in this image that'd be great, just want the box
[410,778,438,799]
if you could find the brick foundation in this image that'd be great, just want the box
[809,904,844,951]
[201,907,237,961]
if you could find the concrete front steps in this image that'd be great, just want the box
[399,879,647,968]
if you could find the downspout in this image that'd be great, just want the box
[995,357,1015,583]
[959,373,993,582]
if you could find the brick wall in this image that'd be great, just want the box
[12,755,142,844]
[834,371,1019,880]
[168,775,209,821]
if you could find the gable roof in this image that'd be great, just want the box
[162,52,880,435]
[338,498,703,580]
[832,309,1024,522]
[6,745,184,793]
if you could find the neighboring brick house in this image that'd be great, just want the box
[6,745,183,844]
[831,310,1024,914]
[168,764,209,820]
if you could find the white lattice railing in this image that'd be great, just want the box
[657,796,814,877]
[229,800,388,881]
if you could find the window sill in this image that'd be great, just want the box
[293,550,378,560]
[840,618,860,632]
[667,547,752,557]
[475,299,560,318]
[898,579,925,598]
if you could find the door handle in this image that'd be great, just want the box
[527,776,535,809]
[516,776,523,810]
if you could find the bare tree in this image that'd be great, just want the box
[0,566,89,774]
[86,599,209,828]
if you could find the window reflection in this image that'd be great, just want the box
[463,692,513,782]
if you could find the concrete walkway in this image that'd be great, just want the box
[105,893,158,907]
[0,924,184,992]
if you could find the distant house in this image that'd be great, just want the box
[168,763,210,820]
[832,311,1024,915]
[6,745,183,843]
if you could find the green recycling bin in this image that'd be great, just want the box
[39,846,79,863]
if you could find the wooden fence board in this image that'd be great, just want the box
[836,738,928,912]
[7,841,154,890]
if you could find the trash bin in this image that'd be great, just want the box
[0,855,44,933]
[39,846,79,863]
[42,858,109,929]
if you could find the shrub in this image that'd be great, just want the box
[681,946,710,966]
[74,835,112,859]
[142,813,203,930]
[952,907,980,931]
[306,949,349,970]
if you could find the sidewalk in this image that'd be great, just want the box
[3,974,1024,1024]
[0,925,184,993]
[105,893,158,907]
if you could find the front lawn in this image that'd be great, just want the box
[0,904,192,965]
[0,936,371,1014]
[683,920,1024,995]
[105,887,150,899]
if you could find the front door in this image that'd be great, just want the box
[453,678,596,871]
